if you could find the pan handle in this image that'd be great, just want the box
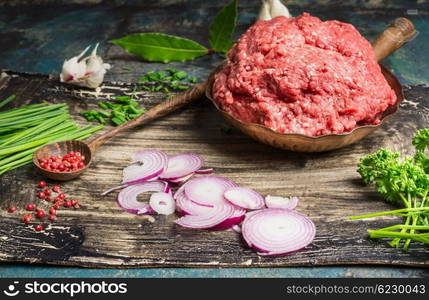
[372,17,416,62]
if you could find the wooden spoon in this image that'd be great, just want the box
[33,17,416,180]
[33,83,206,181]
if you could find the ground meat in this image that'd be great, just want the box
[212,13,397,136]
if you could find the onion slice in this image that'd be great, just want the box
[211,205,246,230]
[175,189,213,216]
[168,173,194,184]
[195,168,213,175]
[184,176,237,207]
[232,225,242,233]
[242,208,315,256]
[160,153,203,180]
[174,203,237,229]
[116,181,168,215]
[149,192,176,215]
[122,150,168,184]
[164,183,172,195]
[223,187,265,210]
[265,195,299,210]
[101,184,129,196]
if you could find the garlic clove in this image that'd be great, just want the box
[84,44,104,75]
[59,43,110,89]
[257,1,272,21]
[60,57,86,82]
[269,0,291,18]
[257,0,291,21]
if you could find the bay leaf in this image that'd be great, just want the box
[110,33,208,63]
[209,0,238,54]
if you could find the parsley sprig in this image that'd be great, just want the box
[350,129,429,249]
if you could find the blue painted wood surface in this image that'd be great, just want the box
[0,0,428,278]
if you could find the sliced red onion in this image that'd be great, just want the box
[164,183,172,196]
[137,206,154,215]
[175,188,214,216]
[211,205,246,230]
[195,168,214,175]
[244,210,260,220]
[101,183,129,196]
[116,181,168,215]
[122,150,168,184]
[265,195,299,210]
[173,182,186,199]
[232,225,242,233]
[160,153,203,180]
[184,176,237,207]
[149,192,176,215]
[102,181,170,196]
[242,208,315,256]
[174,203,237,229]
[223,187,265,210]
[168,173,194,184]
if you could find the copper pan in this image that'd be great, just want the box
[205,18,416,152]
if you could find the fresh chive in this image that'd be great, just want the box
[0,103,102,175]
[0,95,16,109]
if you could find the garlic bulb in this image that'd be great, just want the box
[257,0,291,21]
[60,43,111,89]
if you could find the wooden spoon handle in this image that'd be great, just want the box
[87,81,207,151]
[372,17,416,62]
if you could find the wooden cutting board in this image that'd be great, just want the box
[0,71,427,268]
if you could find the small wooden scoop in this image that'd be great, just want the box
[33,17,416,180]
[33,83,206,181]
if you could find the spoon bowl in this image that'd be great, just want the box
[33,140,92,181]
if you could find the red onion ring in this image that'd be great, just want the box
[184,176,238,207]
[116,181,168,215]
[232,225,242,233]
[175,188,213,216]
[242,208,315,256]
[195,168,213,175]
[175,188,245,229]
[265,195,299,210]
[122,150,168,184]
[244,210,260,220]
[174,202,237,229]
[211,205,246,230]
[167,173,194,184]
[149,192,176,215]
[160,153,203,180]
[164,183,172,195]
[223,187,265,210]
[101,183,129,196]
[102,181,170,196]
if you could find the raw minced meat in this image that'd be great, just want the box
[212,13,397,136]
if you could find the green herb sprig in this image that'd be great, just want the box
[350,129,429,249]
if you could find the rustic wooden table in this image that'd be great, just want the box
[0,0,428,277]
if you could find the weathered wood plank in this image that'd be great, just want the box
[0,71,428,268]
